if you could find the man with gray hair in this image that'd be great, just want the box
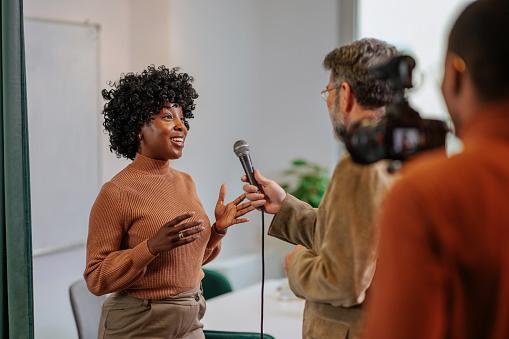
[241,38,397,338]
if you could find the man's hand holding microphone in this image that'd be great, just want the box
[234,139,286,214]
[241,170,286,215]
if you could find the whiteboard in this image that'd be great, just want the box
[24,18,100,255]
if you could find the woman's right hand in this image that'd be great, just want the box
[241,169,287,214]
[147,212,204,255]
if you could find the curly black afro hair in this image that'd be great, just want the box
[101,65,198,160]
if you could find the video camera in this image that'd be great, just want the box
[341,55,449,165]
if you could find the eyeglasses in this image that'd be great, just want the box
[320,86,340,101]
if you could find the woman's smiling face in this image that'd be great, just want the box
[138,103,188,161]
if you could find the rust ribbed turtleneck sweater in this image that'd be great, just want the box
[84,153,223,299]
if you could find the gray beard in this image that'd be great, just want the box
[332,121,347,142]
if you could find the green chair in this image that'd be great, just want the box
[201,268,233,300]
[204,330,275,339]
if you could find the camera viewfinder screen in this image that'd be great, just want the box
[393,128,419,154]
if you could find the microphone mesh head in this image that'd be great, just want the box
[233,140,250,156]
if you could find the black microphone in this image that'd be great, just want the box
[233,139,258,188]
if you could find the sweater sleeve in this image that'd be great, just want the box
[268,194,318,248]
[203,225,225,264]
[286,160,392,307]
[181,174,225,265]
[84,182,156,296]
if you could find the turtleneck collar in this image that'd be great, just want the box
[131,153,172,175]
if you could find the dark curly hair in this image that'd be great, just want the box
[323,38,397,109]
[101,65,198,160]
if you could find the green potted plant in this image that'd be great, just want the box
[280,159,329,208]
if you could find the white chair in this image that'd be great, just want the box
[69,279,107,339]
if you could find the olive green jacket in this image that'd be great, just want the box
[269,155,392,339]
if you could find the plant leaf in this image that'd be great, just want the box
[292,159,307,166]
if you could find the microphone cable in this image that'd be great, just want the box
[260,210,265,339]
[232,139,265,338]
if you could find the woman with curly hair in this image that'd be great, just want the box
[84,65,261,339]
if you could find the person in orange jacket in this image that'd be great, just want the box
[362,1,509,338]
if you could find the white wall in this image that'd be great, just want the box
[359,0,472,120]
[129,0,171,73]
[25,0,174,182]
[23,0,134,181]
[31,248,86,339]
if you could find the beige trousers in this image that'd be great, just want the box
[98,287,206,339]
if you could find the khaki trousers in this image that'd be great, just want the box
[98,287,206,339]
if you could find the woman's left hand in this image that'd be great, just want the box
[214,184,261,232]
